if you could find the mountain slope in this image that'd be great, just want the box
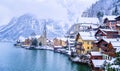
[0,14,41,40]
[0,14,68,40]
[82,0,120,17]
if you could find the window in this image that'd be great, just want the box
[111,22,115,24]
[89,42,91,44]
[91,47,93,49]
[87,47,89,49]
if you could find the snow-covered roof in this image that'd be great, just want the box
[103,15,117,20]
[116,24,120,26]
[115,47,120,52]
[92,60,105,68]
[91,25,99,28]
[110,41,120,52]
[103,38,120,43]
[111,41,120,47]
[100,29,118,32]
[79,31,96,41]
[99,29,118,35]
[91,51,102,56]
[78,17,99,24]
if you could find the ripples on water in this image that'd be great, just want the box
[0,42,90,71]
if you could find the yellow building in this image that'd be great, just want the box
[53,37,67,47]
[76,31,96,54]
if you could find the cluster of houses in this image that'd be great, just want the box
[65,15,120,71]
[14,15,120,71]
[15,35,67,50]
[15,35,47,48]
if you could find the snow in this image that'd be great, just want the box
[54,46,62,48]
[82,37,96,41]
[91,51,102,56]
[56,37,67,41]
[92,60,105,67]
[78,17,99,24]
[80,23,99,29]
[111,41,120,47]
[104,38,120,43]
[110,65,119,68]
[116,24,120,26]
[103,15,117,20]
[106,58,116,64]
[79,31,96,40]
[100,29,118,32]
[115,47,120,52]
[35,35,41,39]
[18,36,25,42]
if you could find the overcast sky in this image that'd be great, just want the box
[0,0,98,26]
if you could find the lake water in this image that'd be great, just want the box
[0,42,90,71]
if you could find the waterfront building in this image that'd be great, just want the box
[75,31,96,54]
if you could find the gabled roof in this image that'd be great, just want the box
[96,29,118,36]
[90,51,102,56]
[103,38,119,43]
[100,29,118,32]
[92,60,105,68]
[111,41,120,52]
[79,31,96,41]
[111,41,120,47]
[115,15,120,20]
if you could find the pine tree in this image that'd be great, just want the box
[112,5,119,16]
[97,11,104,23]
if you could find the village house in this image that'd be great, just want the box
[103,16,117,29]
[53,37,67,48]
[95,28,118,39]
[75,31,96,54]
[115,16,120,31]
[90,51,103,60]
[65,31,77,49]
[95,38,119,60]
[23,38,32,46]
[91,59,106,71]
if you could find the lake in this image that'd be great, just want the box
[0,42,90,71]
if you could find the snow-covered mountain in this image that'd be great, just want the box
[0,14,68,40]
[82,0,120,17]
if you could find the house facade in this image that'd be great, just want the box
[90,51,103,60]
[115,16,120,31]
[76,31,96,54]
[95,29,118,39]
[103,16,117,29]
[53,37,67,47]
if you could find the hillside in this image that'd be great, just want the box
[0,14,68,40]
[82,0,120,17]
